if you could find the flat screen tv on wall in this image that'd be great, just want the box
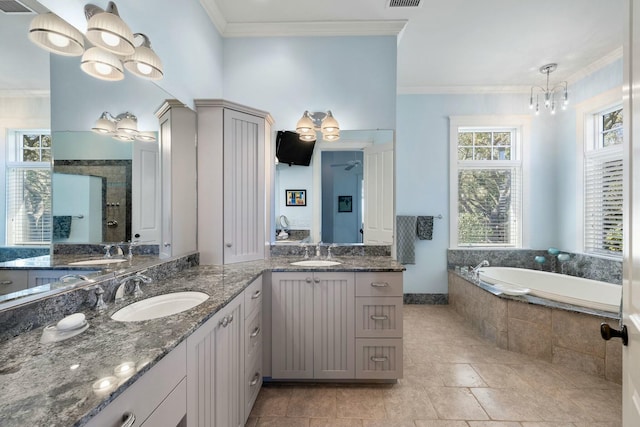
[276,130,316,166]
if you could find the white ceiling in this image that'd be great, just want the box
[204,0,625,93]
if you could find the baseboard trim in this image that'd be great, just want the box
[403,293,448,305]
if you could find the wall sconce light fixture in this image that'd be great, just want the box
[91,111,156,142]
[529,63,568,115]
[295,111,341,142]
[28,2,163,81]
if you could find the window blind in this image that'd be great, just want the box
[457,167,521,246]
[584,147,623,255]
[6,167,52,245]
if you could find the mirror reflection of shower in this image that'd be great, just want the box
[321,151,364,243]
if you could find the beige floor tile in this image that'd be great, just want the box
[362,420,418,427]
[245,417,259,427]
[382,384,438,420]
[527,388,595,423]
[250,386,292,417]
[310,418,364,426]
[571,422,622,427]
[433,363,488,387]
[426,386,489,420]
[470,363,531,389]
[414,421,468,427]
[467,422,523,427]
[511,364,577,390]
[521,423,577,427]
[553,365,621,390]
[470,388,543,422]
[562,389,622,423]
[335,387,386,420]
[256,417,310,427]
[286,387,337,418]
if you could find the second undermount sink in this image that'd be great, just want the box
[290,260,342,267]
[111,291,210,322]
[69,258,128,266]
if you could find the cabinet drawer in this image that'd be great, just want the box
[356,297,403,338]
[355,272,403,297]
[244,276,263,319]
[86,341,186,427]
[141,377,186,427]
[245,355,263,418]
[246,306,262,364]
[355,338,403,380]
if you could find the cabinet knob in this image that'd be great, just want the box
[250,326,261,338]
[225,242,233,248]
[163,242,171,247]
[249,372,261,386]
[120,412,136,427]
[251,290,262,299]
[305,277,312,283]
[219,316,229,327]
[313,277,320,283]
[228,314,234,324]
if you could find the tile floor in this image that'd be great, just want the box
[247,305,622,427]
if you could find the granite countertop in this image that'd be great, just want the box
[0,254,161,271]
[0,256,403,427]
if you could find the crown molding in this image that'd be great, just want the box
[199,0,227,35]
[223,20,407,38]
[397,85,531,95]
[565,46,623,85]
[0,89,50,97]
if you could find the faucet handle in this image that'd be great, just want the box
[86,285,107,311]
[101,243,113,258]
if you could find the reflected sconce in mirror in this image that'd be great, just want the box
[529,63,568,115]
[91,111,156,142]
[28,2,163,81]
[295,111,340,142]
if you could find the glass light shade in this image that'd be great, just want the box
[296,112,315,134]
[322,129,340,141]
[86,8,135,56]
[123,46,163,80]
[321,111,339,133]
[135,131,157,142]
[116,116,138,134]
[91,117,116,134]
[28,13,84,56]
[298,128,317,142]
[113,130,134,142]
[81,47,124,81]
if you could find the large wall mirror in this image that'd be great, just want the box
[274,129,395,245]
[0,1,188,305]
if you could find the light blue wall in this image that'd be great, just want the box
[223,36,397,130]
[397,58,623,295]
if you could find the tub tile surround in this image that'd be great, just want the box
[449,271,622,383]
[0,255,403,426]
[448,248,622,284]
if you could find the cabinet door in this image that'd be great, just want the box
[313,272,355,379]
[223,109,265,264]
[132,140,161,244]
[186,294,244,427]
[271,272,314,379]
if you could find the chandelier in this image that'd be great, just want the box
[529,63,568,115]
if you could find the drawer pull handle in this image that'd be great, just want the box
[370,356,388,363]
[121,412,136,427]
[370,315,389,321]
[371,282,389,288]
[250,326,261,338]
[251,290,262,299]
[0,280,13,285]
[249,372,260,386]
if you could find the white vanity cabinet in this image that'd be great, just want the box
[271,272,355,379]
[195,100,274,265]
[355,272,404,379]
[186,291,245,427]
[244,277,263,418]
[85,341,187,427]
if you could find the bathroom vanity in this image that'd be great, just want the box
[0,255,403,427]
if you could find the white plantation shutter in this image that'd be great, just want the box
[6,166,52,245]
[584,146,623,255]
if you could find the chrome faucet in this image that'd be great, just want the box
[316,242,323,258]
[59,274,94,283]
[470,260,489,279]
[85,285,107,311]
[115,272,152,301]
[327,243,337,260]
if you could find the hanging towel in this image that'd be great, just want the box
[396,215,417,264]
[416,216,434,240]
[53,216,72,240]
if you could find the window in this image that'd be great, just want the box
[450,116,529,248]
[5,131,52,245]
[584,106,623,256]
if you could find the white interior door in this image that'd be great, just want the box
[132,140,160,244]
[363,143,394,244]
[623,1,640,424]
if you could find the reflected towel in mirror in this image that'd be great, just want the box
[53,216,72,239]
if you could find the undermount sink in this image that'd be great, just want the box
[111,291,210,322]
[290,260,342,267]
[68,258,128,266]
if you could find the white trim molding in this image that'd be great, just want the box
[223,20,407,38]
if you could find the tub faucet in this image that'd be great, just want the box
[471,260,489,279]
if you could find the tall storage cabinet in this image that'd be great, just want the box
[155,100,197,258]
[195,100,274,265]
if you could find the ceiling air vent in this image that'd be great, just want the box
[0,0,34,14]
[388,0,422,7]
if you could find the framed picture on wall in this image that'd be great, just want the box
[286,189,306,206]
[338,195,352,212]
